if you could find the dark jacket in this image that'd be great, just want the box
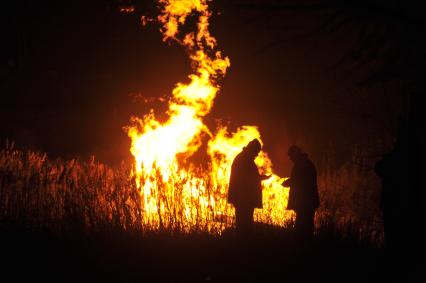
[285,155,319,212]
[228,151,263,209]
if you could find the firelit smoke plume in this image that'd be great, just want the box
[126,0,294,232]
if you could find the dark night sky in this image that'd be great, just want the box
[0,0,404,175]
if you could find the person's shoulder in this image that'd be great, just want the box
[232,152,244,165]
[301,156,316,169]
[234,151,244,160]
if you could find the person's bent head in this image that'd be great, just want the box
[245,139,262,158]
[288,145,304,163]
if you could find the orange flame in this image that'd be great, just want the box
[127,0,294,233]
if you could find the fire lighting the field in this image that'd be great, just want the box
[127,0,294,233]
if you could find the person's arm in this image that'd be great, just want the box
[282,178,292,187]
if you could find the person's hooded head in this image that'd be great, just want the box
[244,139,262,159]
[288,145,306,163]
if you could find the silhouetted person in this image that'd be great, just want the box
[228,139,264,237]
[375,117,411,254]
[283,146,319,239]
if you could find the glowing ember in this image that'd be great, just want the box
[119,5,135,14]
[127,0,294,233]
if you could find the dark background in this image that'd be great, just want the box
[0,0,409,175]
[1,2,424,280]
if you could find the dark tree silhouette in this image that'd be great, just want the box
[238,0,425,84]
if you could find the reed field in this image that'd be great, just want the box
[0,141,383,245]
[4,141,416,283]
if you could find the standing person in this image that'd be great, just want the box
[283,145,319,238]
[374,117,410,253]
[228,139,264,236]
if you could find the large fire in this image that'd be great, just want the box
[127,0,294,233]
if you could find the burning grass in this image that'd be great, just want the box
[0,141,383,246]
[0,142,292,234]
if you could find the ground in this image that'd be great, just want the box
[1,223,423,283]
